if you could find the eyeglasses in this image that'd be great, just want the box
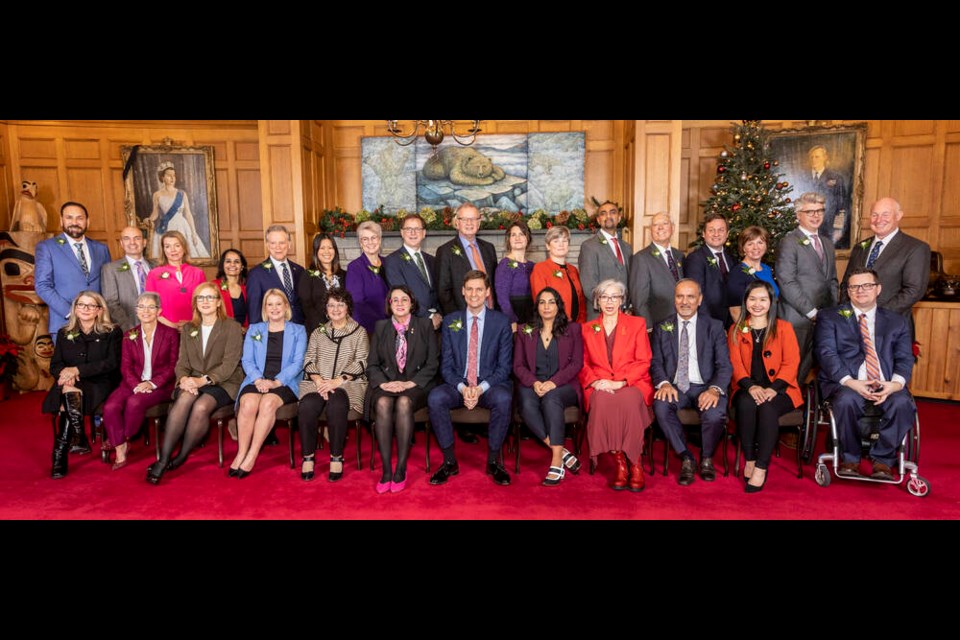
[390,297,411,305]
[598,295,623,302]
[196,295,219,302]
[799,208,825,215]
[135,305,158,311]
[75,302,101,310]
[401,227,424,233]
[847,283,878,292]
[457,216,480,223]
[326,302,347,309]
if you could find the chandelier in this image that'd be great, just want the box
[386,120,482,152]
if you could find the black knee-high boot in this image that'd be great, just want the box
[51,413,71,479]
[64,392,90,454]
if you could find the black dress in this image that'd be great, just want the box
[43,326,122,414]
[237,330,297,404]
[298,268,346,336]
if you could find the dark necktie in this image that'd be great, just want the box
[74,242,89,277]
[281,262,294,300]
[414,251,429,284]
[666,249,680,282]
[866,240,883,269]
[811,234,825,263]
[715,251,728,278]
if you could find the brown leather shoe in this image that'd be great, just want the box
[871,461,894,481]
[628,461,644,492]
[837,462,860,477]
[610,451,628,491]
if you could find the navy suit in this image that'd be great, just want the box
[427,308,513,453]
[35,233,112,340]
[650,313,732,459]
[246,259,305,325]
[684,245,737,329]
[815,304,916,466]
[383,247,439,319]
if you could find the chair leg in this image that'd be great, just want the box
[154,418,162,461]
[425,421,431,474]
[369,423,377,471]
[217,420,224,468]
[722,429,729,477]
[514,419,521,475]
[288,419,296,469]
[646,428,654,475]
[662,433,669,477]
[734,441,741,479]
[795,427,803,479]
[355,421,362,470]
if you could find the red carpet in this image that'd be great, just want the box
[1,391,958,520]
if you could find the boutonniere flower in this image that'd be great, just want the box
[367,264,381,275]
[451,245,463,257]
[508,260,519,269]
[741,265,757,276]
[522,324,534,336]
[598,236,608,246]
[798,237,811,246]
[317,324,329,335]
[160,271,171,279]
[219,280,229,291]
[553,269,563,279]
[448,318,464,333]
[65,330,79,341]
[262,260,273,270]
[706,256,719,268]
[118,262,131,272]
[651,249,660,257]
[660,321,675,333]
[190,329,199,338]
[741,325,751,334]
[56,237,67,245]
[307,269,320,278]
[591,324,602,334]
[838,308,854,319]
[252,332,263,342]
[860,239,871,250]
[400,253,412,262]
[128,329,138,341]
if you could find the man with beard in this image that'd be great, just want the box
[35,202,111,342]
[578,200,632,320]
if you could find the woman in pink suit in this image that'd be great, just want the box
[145,230,207,329]
[102,292,181,469]
[579,279,654,492]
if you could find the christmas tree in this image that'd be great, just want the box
[698,120,796,264]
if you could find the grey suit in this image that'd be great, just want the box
[776,228,838,383]
[578,233,632,320]
[100,257,156,331]
[841,230,930,335]
[629,244,684,331]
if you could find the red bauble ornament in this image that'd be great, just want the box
[718,166,726,173]
[732,203,742,212]
[775,183,784,190]
[764,162,771,170]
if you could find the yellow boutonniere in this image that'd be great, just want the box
[118,262,131,272]
[592,324,602,334]
[451,245,463,257]
[651,249,660,257]
[553,270,563,278]
[252,332,263,342]
[190,329,199,338]
[838,308,854,319]
[128,330,138,341]
[741,325,751,333]
[262,261,273,270]
[65,330,79,341]
[56,237,66,245]
[367,264,381,275]
[160,272,171,279]
[522,324,534,335]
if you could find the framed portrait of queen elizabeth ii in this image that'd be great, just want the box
[121,144,220,266]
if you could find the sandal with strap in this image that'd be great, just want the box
[328,455,344,483]
[301,455,315,482]
[542,465,565,486]
[561,449,582,475]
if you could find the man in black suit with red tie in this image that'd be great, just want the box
[815,268,916,481]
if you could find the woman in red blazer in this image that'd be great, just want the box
[530,226,586,323]
[728,280,802,493]
[102,292,181,469]
[579,279,654,491]
[513,287,584,486]
[214,248,249,329]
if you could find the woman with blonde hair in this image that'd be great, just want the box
[145,230,207,330]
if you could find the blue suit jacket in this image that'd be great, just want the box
[35,233,112,336]
[238,321,307,400]
[685,244,737,328]
[246,259,305,325]
[815,304,914,400]
[439,308,513,390]
[649,313,732,392]
[383,247,439,318]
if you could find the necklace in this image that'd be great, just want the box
[751,327,765,343]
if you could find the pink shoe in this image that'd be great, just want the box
[376,481,391,494]
[390,479,406,493]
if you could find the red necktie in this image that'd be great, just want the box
[613,238,624,266]
[467,315,479,387]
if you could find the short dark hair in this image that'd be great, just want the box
[702,212,728,227]
[385,285,420,317]
[504,221,532,252]
[462,269,490,289]
[311,232,342,274]
[60,201,88,218]
[325,287,354,317]
[846,267,880,284]
[216,248,249,283]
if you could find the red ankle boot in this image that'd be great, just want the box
[610,451,628,491]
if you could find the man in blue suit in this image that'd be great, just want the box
[383,213,441,330]
[685,212,737,329]
[650,279,732,485]
[815,267,916,480]
[35,202,112,342]
[427,270,514,486]
[246,224,305,325]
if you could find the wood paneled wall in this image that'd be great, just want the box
[322,119,626,220]
[1,120,262,274]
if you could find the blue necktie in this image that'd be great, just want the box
[866,240,883,269]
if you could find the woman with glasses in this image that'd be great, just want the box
[102,292,180,470]
[46,291,123,479]
[145,230,207,330]
[495,221,535,331]
[579,280,654,492]
[145,282,244,484]
[727,226,779,324]
[299,232,347,336]
[365,286,438,493]
[531,226,587,323]
[346,221,389,334]
[298,288,369,482]
[214,248,249,329]
[513,287,584,486]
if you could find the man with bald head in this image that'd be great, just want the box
[101,226,155,331]
[629,212,685,331]
[841,197,930,335]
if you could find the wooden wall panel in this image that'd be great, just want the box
[0,124,10,228]
[19,138,57,160]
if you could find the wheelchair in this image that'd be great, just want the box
[813,388,930,497]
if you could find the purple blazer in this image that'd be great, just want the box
[512,322,584,409]
[346,252,389,335]
[120,322,181,397]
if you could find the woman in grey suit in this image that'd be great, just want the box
[146,282,244,484]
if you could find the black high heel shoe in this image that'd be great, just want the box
[146,461,166,485]
[745,470,767,493]
[228,467,240,478]
[301,455,315,482]
[328,455,344,482]
[236,469,251,479]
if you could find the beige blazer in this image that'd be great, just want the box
[174,318,245,398]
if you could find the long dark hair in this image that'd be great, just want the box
[532,287,569,336]
[311,232,342,275]
[216,248,249,283]
[734,280,778,348]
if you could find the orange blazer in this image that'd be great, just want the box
[579,313,653,411]
[530,259,587,323]
[727,318,803,408]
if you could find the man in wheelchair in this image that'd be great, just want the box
[815,268,916,480]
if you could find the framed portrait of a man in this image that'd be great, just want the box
[121,144,220,266]
[769,123,866,252]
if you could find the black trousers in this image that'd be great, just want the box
[298,389,349,458]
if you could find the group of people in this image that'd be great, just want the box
[35,194,929,494]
